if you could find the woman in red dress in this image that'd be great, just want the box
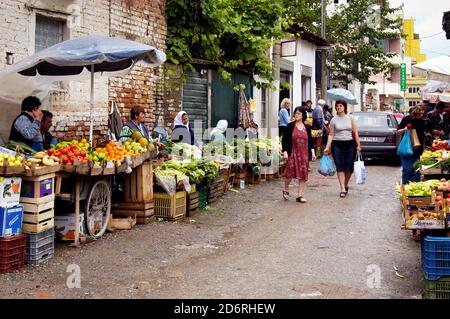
[282,107,316,203]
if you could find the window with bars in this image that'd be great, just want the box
[35,15,64,53]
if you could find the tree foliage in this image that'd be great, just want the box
[165,0,403,87]
[165,0,286,86]
[326,0,403,85]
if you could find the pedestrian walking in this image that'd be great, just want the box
[279,98,291,138]
[312,99,325,157]
[322,104,333,148]
[282,107,316,203]
[396,104,426,184]
[324,100,361,198]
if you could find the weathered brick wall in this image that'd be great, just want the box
[0,0,172,144]
[109,0,171,134]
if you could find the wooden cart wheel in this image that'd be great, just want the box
[85,180,111,238]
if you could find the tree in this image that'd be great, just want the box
[326,0,403,85]
[165,0,286,86]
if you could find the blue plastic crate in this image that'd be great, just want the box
[422,236,450,280]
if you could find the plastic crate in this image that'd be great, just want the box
[26,228,54,250]
[422,236,450,280]
[423,276,450,299]
[26,241,54,256]
[153,191,186,221]
[25,244,54,265]
[198,186,208,210]
[0,234,26,273]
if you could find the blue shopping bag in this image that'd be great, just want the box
[397,129,413,156]
[318,155,336,176]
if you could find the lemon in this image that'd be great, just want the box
[14,160,21,166]
[81,138,87,144]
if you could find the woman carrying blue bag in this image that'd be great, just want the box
[396,104,426,184]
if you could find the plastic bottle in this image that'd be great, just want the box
[240,180,245,189]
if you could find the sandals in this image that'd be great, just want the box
[282,190,289,200]
[340,192,347,198]
[296,196,307,203]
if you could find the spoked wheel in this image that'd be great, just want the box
[85,180,111,238]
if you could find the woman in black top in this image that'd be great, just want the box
[397,104,426,184]
[282,107,316,203]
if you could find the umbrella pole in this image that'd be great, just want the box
[89,64,94,147]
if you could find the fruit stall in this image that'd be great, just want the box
[0,132,285,274]
[398,140,450,298]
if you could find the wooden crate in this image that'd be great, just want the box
[208,178,224,203]
[23,208,54,224]
[224,173,235,192]
[108,215,136,230]
[22,201,54,213]
[20,174,55,204]
[154,191,186,221]
[186,192,199,216]
[136,216,155,225]
[22,217,54,234]
[124,162,153,203]
[112,202,154,224]
[233,172,246,187]
[245,172,261,185]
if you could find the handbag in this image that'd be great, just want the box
[410,129,421,150]
[397,129,413,156]
[354,152,366,184]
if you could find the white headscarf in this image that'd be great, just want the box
[173,111,188,129]
[210,120,228,139]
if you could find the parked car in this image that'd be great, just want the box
[351,111,400,163]
[393,113,405,124]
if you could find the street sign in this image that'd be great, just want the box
[400,63,407,92]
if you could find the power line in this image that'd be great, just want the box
[420,31,445,39]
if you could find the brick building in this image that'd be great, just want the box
[0,0,180,145]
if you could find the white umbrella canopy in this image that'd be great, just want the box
[412,56,450,82]
[0,35,166,144]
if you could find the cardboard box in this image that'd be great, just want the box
[0,205,23,237]
[0,177,22,207]
[54,213,85,241]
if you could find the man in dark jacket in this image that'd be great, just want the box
[9,96,43,148]
[425,101,445,145]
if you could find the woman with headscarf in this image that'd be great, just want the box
[171,111,195,145]
[210,120,228,142]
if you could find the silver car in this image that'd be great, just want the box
[351,112,400,163]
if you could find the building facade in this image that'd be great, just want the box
[0,0,172,145]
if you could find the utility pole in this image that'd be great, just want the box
[321,0,327,102]
[270,42,281,138]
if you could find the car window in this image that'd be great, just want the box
[352,114,396,128]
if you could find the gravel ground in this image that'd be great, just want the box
[0,161,422,299]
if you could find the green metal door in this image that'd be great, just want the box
[211,70,252,129]
[182,70,208,131]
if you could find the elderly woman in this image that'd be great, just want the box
[279,98,292,138]
[397,104,426,184]
[172,111,195,145]
[282,107,316,203]
[210,120,228,142]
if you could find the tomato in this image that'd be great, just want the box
[80,151,86,157]
[70,144,78,150]
[63,157,69,164]
[74,150,81,157]
[60,148,67,155]
[48,149,54,156]
[67,152,74,158]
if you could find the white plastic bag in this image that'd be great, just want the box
[354,152,366,184]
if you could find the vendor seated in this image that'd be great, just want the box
[40,111,57,150]
[9,96,43,150]
[120,106,151,142]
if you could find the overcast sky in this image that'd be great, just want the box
[389,0,450,60]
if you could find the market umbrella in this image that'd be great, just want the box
[0,35,166,145]
[412,56,450,82]
[419,80,450,94]
[327,88,358,105]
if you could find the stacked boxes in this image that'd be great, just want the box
[0,176,25,272]
[20,173,55,265]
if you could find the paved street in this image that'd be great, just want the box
[0,161,421,299]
